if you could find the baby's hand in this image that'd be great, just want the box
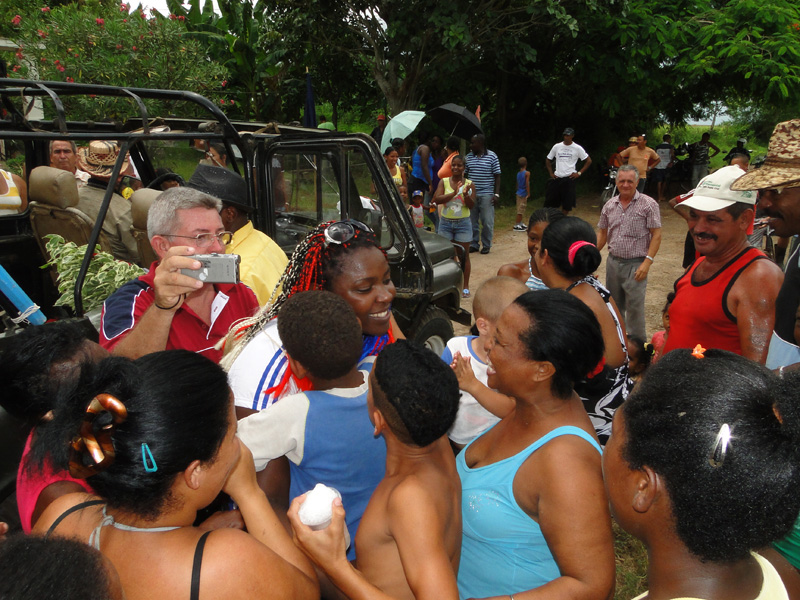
[452,352,478,393]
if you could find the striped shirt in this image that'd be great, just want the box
[598,191,661,259]
[465,149,501,195]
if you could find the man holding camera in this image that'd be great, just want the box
[99,187,259,363]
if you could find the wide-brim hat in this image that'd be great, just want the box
[77,140,129,179]
[731,119,800,191]
[187,164,250,211]
[679,165,756,212]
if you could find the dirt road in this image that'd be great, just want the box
[455,195,688,338]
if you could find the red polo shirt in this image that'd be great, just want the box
[100,262,259,363]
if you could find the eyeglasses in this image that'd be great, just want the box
[323,219,373,246]
[161,231,233,247]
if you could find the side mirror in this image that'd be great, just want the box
[359,208,394,250]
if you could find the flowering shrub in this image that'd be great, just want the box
[7,1,228,121]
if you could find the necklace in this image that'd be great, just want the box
[89,505,181,549]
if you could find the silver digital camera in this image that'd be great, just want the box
[180,253,240,284]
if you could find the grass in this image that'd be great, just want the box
[614,522,649,599]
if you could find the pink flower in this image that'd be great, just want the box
[40,57,46,62]
[56,65,65,72]
[74,53,79,58]
[222,80,227,88]
[66,76,74,82]
[120,2,129,10]
[132,45,137,51]
[41,7,51,12]
[220,99,225,105]
[122,18,128,22]
[12,65,20,72]
[96,17,104,25]
[177,15,185,21]
[11,15,21,26]
[169,13,176,20]
[116,44,122,49]
[37,29,47,38]
[15,50,23,59]
[230,100,235,105]
[54,59,60,64]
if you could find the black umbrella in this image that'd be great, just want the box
[428,103,483,139]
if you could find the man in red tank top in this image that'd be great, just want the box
[664,166,784,363]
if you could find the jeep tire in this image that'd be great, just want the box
[410,306,454,355]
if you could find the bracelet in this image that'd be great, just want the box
[154,295,183,311]
[645,255,654,262]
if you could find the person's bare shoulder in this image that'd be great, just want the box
[733,255,784,298]
[498,261,527,281]
[200,528,317,599]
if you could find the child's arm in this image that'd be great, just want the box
[388,480,459,600]
[451,352,514,418]
[525,171,531,199]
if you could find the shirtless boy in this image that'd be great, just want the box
[288,340,461,600]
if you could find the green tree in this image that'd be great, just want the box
[7,0,227,120]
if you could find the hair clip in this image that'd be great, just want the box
[141,443,158,473]
[691,344,706,359]
[69,393,128,479]
[708,423,731,468]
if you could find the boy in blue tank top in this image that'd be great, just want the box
[289,340,463,600]
[237,290,386,561]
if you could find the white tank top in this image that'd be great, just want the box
[0,170,23,215]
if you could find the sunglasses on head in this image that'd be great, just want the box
[323,219,373,246]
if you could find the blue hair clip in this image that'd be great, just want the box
[141,443,158,473]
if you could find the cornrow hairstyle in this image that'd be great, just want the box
[220,221,384,368]
[528,207,565,230]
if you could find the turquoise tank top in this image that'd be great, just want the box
[457,425,602,599]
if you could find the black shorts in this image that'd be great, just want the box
[544,177,576,211]
[650,168,669,183]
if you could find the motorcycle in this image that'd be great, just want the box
[600,166,618,205]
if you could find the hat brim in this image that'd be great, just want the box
[77,148,129,179]
[729,165,800,191]
[678,196,742,213]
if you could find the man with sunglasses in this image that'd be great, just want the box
[731,118,800,372]
[99,187,259,363]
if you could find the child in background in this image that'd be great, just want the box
[442,276,530,450]
[651,292,674,363]
[237,291,386,561]
[289,340,462,600]
[513,157,531,231]
[408,189,425,229]
[626,334,655,385]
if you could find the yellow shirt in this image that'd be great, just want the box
[226,221,288,305]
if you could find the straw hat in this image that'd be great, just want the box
[77,140,129,179]
[730,119,800,191]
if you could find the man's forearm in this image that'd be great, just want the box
[646,229,662,260]
[111,304,174,359]
[597,229,607,251]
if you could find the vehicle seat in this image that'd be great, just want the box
[130,188,161,267]
[28,166,113,261]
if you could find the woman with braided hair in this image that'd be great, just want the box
[223,219,404,420]
[31,350,318,600]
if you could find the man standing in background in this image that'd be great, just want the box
[545,127,592,215]
[465,134,501,255]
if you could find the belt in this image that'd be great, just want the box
[609,254,645,263]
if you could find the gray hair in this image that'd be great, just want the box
[49,140,78,154]
[147,187,222,240]
[618,164,640,180]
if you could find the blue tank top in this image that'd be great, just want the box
[516,170,528,196]
[411,146,434,182]
[457,425,602,599]
[288,387,387,561]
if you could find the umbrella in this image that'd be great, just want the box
[302,70,317,128]
[380,110,426,153]
[428,103,483,139]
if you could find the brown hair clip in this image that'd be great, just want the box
[69,393,128,479]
